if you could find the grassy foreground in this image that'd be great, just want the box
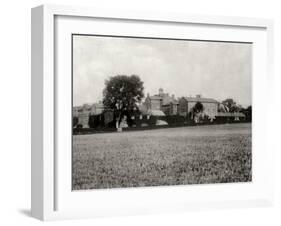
[72,123,252,190]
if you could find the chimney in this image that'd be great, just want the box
[172,94,175,99]
[159,88,164,95]
[196,94,202,98]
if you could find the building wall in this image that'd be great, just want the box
[78,112,90,128]
[144,97,151,110]
[145,97,161,111]
[171,104,178,115]
[187,102,217,116]
[145,89,177,114]
[178,98,188,116]
[73,103,105,128]
[203,102,218,118]
[178,98,218,118]
[162,103,178,115]
[91,104,104,115]
[73,107,80,117]
[161,104,170,115]
[151,99,161,110]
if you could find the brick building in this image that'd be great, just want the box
[73,102,104,128]
[178,95,218,120]
[144,88,178,115]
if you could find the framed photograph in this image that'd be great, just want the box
[31,4,274,221]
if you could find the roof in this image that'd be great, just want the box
[92,103,104,108]
[182,97,218,103]
[73,106,82,110]
[148,94,178,105]
[149,95,162,100]
[216,112,245,117]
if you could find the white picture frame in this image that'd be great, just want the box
[31,4,274,221]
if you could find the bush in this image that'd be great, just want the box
[76,124,83,129]
[163,115,186,125]
[89,115,102,128]
[133,115,157,127]
[73,116,78,128]
[89,112,116,129]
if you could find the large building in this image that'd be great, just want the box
[178,95,218,120]
[91,102,104,115]
[161,99,179,116]
[74,90,246,128]
[144,88,178,115]
[73,102,104,128]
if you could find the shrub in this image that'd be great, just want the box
[76,124,83,129]
[88,115,102,128]
[73,116,78,128]
[163,115,186,125]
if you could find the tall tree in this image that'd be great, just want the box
[241,105,252,122]
[103,75,144,128]
[193,101,204,113]
[191,102,204,123]
[222,98,239,113]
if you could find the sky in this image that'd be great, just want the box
[73,35,252,107]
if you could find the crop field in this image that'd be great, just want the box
[72,123,252,190]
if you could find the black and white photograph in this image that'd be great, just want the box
[72,34,252,190]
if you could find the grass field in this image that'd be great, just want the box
[72,123,252,190]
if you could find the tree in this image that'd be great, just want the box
[247,105,252,112]
[103,75,144,128]
[72,116,78,128]
[218,103,227,113]
[193,101,204,113]
[222,98,239,113]
[241,105,252,122]
[191,102,204,123]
